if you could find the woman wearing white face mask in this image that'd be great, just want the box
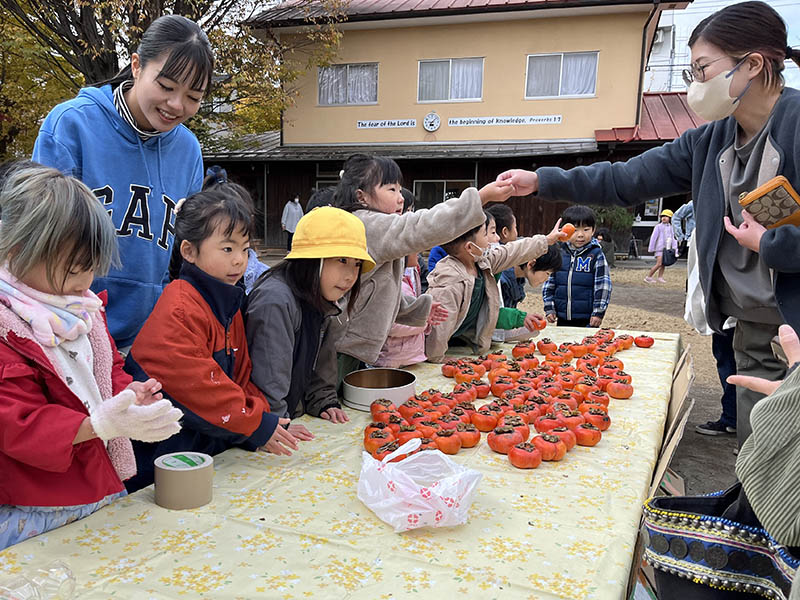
[495,1,800,446]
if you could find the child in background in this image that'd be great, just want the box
[0,166,181,549]
[124,184,300,492]
[376,189,429,369]
[425,212,561,362]
[333,154,516,382]
[645,209,678,283]
[543,205,612,328]
[247,207,374,423]
[595,228,616,269]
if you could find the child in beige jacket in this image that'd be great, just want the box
[425,213,562,362]
[333,154,516,381]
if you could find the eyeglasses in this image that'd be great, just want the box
[682,54,750,87]
[681,56,729,86]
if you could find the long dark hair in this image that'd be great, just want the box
[96,15,213,92]
[689,1,799,89]
[168,183,254,280]
[333,154,403,212]
[259,258,362,315]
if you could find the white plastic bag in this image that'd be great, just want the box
[357,438,482,532]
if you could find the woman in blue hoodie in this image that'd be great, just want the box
[32,15,212,349]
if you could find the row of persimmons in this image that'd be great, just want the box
[363,328,655,469]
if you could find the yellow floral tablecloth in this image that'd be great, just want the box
[1,327,680,599]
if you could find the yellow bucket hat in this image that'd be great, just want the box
[660,209,674,218]
[286,206,375,272]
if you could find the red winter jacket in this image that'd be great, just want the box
[0,293,131,506]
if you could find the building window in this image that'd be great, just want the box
[525,52,598,98]
[413,180,475,209]
[318,63,378,106]
[418,58,483,102]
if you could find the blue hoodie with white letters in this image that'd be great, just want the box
[33,84,204,347]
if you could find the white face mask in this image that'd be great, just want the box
[686,57,752,121]
[467,242,490,261]
[293,197,299,203]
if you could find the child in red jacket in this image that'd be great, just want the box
[125,183,300,492]
[0,165,181,550]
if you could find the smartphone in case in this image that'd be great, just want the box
[738,176,800,229]
[771,335,789,367]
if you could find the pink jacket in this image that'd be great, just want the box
[374,267,427,368]
[648,222,676,253]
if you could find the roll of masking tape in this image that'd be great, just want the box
[154,452,213,510]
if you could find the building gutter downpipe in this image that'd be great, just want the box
[636,0,661,125]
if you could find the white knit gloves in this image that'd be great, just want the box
[90,389,183,443]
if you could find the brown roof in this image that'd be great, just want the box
[595,91,707,143]
[249,0,662,28]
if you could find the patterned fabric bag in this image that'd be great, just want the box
[642,483,798,599]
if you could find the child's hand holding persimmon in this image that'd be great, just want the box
[545,219,563,245]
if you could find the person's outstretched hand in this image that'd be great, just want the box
[545,219,563,245]
[727,324,800,396]
[724,210,766,253]
[478,180,516,205]
[496,170,538,196]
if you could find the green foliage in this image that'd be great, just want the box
[589,205,635,232]
[0,0,347,156]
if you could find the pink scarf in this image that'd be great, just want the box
[0,267,101,347]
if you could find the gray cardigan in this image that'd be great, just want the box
[537,87,800,333]
[246,273,340,419]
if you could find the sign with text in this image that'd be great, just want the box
[448,115,563,127]
[357,119,417,129]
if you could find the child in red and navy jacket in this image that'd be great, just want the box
[124,183,300,492]
[0,165,181,550]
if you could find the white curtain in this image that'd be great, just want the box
[318,65,347,105]
[450,58,483,100]
[418,60,449,101]
[347,64,378,103]
[526,55,561,97]
[561,52,597,96]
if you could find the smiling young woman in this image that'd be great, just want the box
[32,15,214,350]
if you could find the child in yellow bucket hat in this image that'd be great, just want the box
[245,207,375,429]
[645,208,678,283]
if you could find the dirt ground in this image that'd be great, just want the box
[518,258,739,495]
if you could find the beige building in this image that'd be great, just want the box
[207,0,692,247]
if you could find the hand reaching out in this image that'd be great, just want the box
[478,180,516,205]
[727,324,800,396]
[495,169,539,196]
[545,219,564,245]
[589,316,603,327]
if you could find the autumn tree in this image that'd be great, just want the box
[0,0,346,154]
[0,11,77,159]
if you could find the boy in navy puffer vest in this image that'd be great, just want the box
[542,205,612,327]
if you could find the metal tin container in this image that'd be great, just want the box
[342,368,416,411]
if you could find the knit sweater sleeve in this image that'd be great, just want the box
[536,131,696,206]
[735,365,800,545]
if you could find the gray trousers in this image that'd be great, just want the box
[733,320,786,447]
